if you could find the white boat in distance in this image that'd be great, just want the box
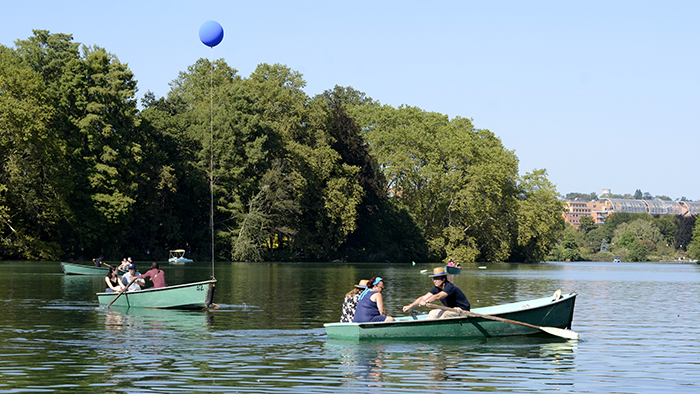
[168,249,194,264]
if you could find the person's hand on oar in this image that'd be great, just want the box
[107,277,138,308]
[426,303,579,340]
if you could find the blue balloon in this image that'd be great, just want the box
[199,21,224,47]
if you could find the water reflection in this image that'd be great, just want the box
[62,274,102,300]
[333,342,388,388]
[325,336,577,391]
[101,307,213,332]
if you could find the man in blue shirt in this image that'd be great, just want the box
[402,266,470,318]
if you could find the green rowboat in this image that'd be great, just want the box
[325,291,577,340]
[61,262,112,275]
[97,279,216,309]
[444,265,462,274]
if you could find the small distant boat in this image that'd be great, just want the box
[613,258,621,263]
[97,280,216,309]
[61,262,114,276]
[445,265,462,274]
[325,291,577,340]
[168,249,194,264]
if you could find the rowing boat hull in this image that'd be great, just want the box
[61,262,109,275]
[445,265,462,274]
[97,280,216,309]
[325,292,576,340]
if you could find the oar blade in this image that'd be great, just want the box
[540,326,579,340]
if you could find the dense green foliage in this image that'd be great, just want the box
[551,211,696,262]
[1,31,567,263]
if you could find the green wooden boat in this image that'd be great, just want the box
[445,265,462,274]
[61,262,111,275]
[97,279,216,309]
[325,291,577,340]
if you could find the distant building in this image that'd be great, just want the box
[563,200,606,227]
[563,198,700,228]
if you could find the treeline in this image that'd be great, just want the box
[551,212,697,262]
[564,190,692,202]
[1,30,565,263]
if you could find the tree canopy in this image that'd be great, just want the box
[1,31,573,263]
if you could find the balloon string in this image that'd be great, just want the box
[210,46,215,280]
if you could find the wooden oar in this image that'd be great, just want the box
[107,277,138,308]
[426,303,579,340]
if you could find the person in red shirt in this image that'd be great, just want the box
[139,262,166,288]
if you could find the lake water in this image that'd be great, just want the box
[0,260,698,393]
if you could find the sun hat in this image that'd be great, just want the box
[429,267,447,277]
[355,279,369,289]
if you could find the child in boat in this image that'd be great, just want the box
[340,279,368,322]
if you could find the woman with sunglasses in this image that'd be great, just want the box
[353,276,394,323]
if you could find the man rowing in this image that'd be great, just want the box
[121,264,145,292]
[402,266,470,318]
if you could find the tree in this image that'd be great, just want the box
[511,169,566,262]
[617,231,637,248]
[0,44,60,259]
[687,220,700,259]
[674,215,695,251]
[320,85,377,107]
[351,104,520,262]
[564,192,597,201]
[634,189,643,200]
[651,215,677,245]
[13,31,142,259]
[627,239,648,261]
[613,220,664,248]
[133,92,210,260]
[578,215,597,234]
[550,226,582,261]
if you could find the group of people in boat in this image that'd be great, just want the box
[340,266,471,323]
[104,260,167,293]
[446,258,462,268]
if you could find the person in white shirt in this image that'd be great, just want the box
[121,264,145,292]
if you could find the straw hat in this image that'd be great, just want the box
[429,267,447,277]
[355,279,369,289]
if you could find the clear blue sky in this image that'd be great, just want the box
[3,1,699,200]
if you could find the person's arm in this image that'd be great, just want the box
[425,291,449,304]
[403,292,433,312]
[373,292,386,316]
